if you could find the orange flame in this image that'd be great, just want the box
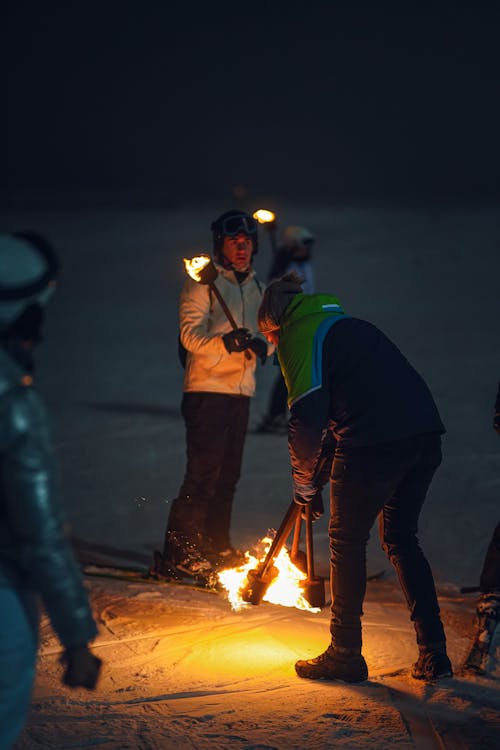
[253,209,276,224]
[218,536,320,613]
[184,255,211,282]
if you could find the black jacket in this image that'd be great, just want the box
[0,347,97,648]
[289,318,445,486]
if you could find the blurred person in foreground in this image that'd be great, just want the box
[463,380,500,674]
[0,234,101,750]
[257,272,452,683]
[256,225,316,435]
[156,210,271,579]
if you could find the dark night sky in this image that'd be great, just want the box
[2,1,499,205]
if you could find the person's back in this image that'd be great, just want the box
[323,317,444,446]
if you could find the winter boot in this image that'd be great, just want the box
[463,591,500,675]
[411,642,453,681]
[295,643,368,683]
[161,530,213,577]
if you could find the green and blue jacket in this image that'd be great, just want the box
[277,293,348,407]
[278,294,445,493]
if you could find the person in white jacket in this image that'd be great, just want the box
[157,210,270,577]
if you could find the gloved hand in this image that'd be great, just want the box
[494,412,500,435]
[61,645,102,690]
[222,328,251,353]
[293,480,317,508]
[297,491,324,521]
[246,336,267,365]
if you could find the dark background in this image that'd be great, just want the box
[2,1,499,207]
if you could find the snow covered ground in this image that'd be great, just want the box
[17,577,500,749]
[1,202,499,748]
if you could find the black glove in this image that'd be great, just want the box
[61,645,102,690]
[293,481,316,507]
[311,490,325,520]
[247,336,267,365]
[298,490,324,522]
[494,412,500,435]
[222,328,251,353]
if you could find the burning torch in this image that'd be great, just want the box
[240,500,325,609]
[238,444,334,609]
[253,209,277,254]
[184,255,252,360]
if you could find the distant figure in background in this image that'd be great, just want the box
[156,210,270,579]
[256,225,316,434]
[258,272,452,683]
[463,380,500,674]
[0,234,101,750]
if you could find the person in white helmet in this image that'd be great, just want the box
[0,233,101,749]
[256,225,316,434]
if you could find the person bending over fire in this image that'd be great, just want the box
[257,272,452,683]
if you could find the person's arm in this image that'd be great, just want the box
[2,388,98,649]
[179,277,228,356]
[179,276,250,357]
[288,387,330,503]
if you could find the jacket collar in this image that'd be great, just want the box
[214,261,256,285]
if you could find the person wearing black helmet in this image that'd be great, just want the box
[0,233,101,749]
[156,210,270,577]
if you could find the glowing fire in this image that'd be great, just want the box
[184,255,211,282]
[218,536,320,613]
[253,209,276,224]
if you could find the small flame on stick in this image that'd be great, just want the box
[218,536,320,613]
[253,209,276,224]
[184,255,211,282]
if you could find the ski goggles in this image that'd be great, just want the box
[218,214,258,237]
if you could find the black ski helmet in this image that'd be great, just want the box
[0,232,59,335]
[210,209,259,263]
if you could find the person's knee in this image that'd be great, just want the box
[381,531,420,562]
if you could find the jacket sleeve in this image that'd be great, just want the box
[288,387,330,488]
[2,388,98,648]
[179,278,227,356]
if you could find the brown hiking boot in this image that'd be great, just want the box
[295,644,368,683]
[411,644,453,681]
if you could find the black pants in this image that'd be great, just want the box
[329,433,446,651]
[166,392,250,552]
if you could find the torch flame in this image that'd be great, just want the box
[218,536,320,613]
[184,255,211,282]
[253,209,276,224]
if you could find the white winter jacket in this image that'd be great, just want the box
[180,263,270,397]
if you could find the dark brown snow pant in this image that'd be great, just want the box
[165,392,250,555]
